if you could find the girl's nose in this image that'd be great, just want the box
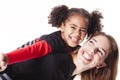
[74,30,81,37]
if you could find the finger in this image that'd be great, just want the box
[1,62,7,67]
[0,62,7,71]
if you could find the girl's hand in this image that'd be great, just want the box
[0,53,9,72]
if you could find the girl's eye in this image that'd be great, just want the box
[80,29,87,33]
[71,26,76,29]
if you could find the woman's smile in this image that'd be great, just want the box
[82,50,93,63]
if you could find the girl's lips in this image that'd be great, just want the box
[71,37,77,42]
[70,36,79,43]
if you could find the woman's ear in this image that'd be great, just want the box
[96,62,107,69]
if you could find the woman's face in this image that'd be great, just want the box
[60,15,88,47]
[78,35,110,69]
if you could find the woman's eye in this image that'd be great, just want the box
[98,50,102,55]
[88,40,94,46]
[97,49,105,57]
[89,40,94,44]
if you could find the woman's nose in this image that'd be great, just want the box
[90,49,94,55]
[90,47,98,55]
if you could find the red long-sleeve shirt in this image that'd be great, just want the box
[7,40,52,64]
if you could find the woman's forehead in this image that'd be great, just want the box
[92,35,111,53]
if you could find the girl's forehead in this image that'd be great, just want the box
[67,15,88,26]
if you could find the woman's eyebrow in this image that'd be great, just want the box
[92,39,97,43]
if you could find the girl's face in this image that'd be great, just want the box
[60,15,88,47]
[78,35,110,69]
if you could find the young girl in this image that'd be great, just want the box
[0,5,103,79]
[0,32,119,80]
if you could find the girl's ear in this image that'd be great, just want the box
[96,62,107,69]
[60,22,65,32]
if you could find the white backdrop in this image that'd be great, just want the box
[0,0,119,80]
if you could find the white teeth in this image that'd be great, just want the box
[71,37,78,42]
[83,52,91,60]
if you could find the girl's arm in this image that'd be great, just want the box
[17,37,41,49]
[7,40,52,64]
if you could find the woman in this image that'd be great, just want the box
[0,32,119,80]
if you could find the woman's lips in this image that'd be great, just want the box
[82,51,92,62]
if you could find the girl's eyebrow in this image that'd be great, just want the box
[93,38,106,54]
[71,24,87,29]
[70,24,77,27]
